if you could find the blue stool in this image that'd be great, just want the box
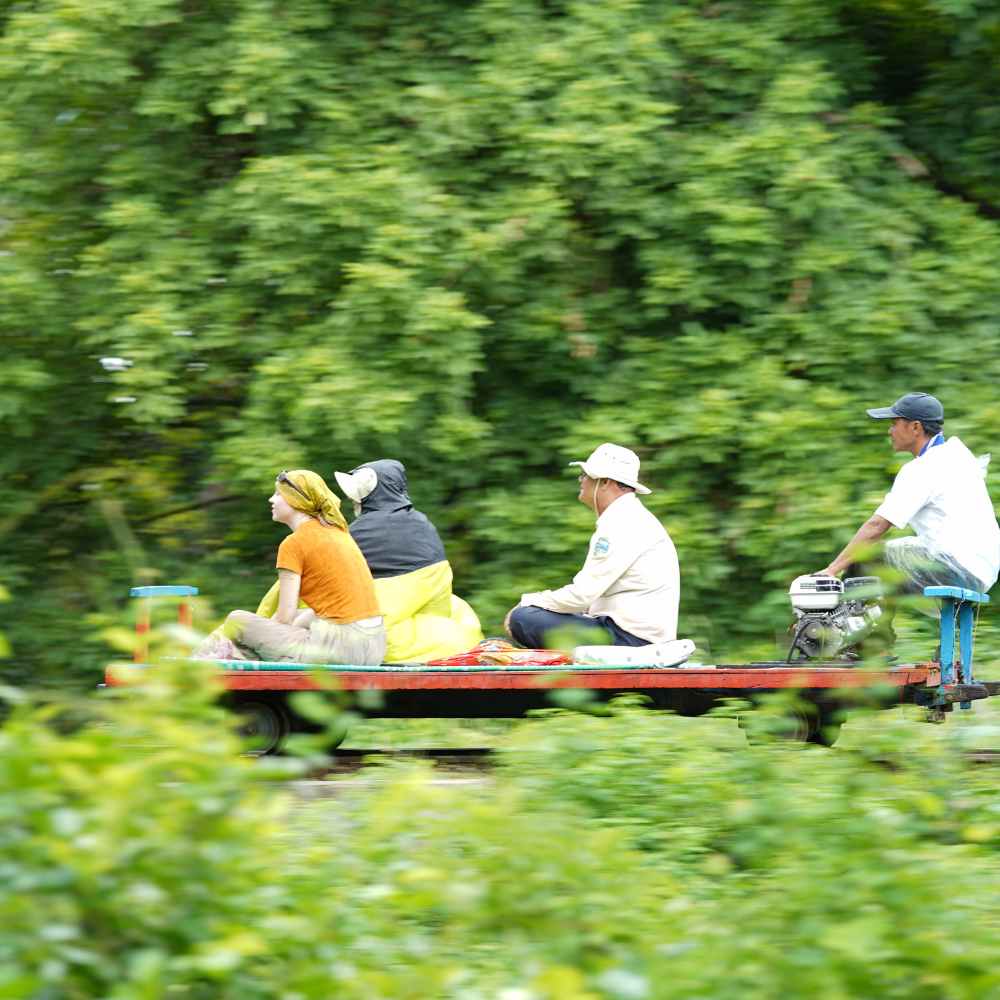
[924,586,990,710]
[130,585,200,662]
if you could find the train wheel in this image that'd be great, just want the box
[739,704,832,746]
[325,722,349,751]
[809,706,843,747]
[234,698,289,755]
[282,697,351,750]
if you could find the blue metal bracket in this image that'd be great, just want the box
[924,586,989,710]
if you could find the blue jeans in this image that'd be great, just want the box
[508,605,649,648]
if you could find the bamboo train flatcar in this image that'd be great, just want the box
[104,583,1000,753]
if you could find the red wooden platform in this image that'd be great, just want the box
[105,661,940,693]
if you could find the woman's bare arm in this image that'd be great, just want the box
[274,569,302,624]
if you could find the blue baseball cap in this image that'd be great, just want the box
[867,392,944,422]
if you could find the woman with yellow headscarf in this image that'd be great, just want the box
[197,470,386,664]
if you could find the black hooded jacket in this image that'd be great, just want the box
[347,459,447,579]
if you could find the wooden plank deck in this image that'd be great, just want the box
[106,661,940,692]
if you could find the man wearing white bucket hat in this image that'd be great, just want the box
[506,443,680,648]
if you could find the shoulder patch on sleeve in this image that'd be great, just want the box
[593,536,611,558]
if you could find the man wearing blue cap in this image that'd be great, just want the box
[819,393,1000,597]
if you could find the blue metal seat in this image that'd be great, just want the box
[129,585,200,598]
[924,586,990,709]
[129,586,200,662]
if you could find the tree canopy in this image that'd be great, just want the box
[3,0,1000,684]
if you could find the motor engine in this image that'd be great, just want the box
[787,574,884,660]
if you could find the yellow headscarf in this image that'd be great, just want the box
[276,469,347,530]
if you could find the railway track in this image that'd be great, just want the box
[322,747,494,774]
[279,745,1000,798]
[283,748,495,797]
[315,746,1000,767]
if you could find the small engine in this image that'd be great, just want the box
[787,574,884,660]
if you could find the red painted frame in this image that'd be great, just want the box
[106,662,939,693]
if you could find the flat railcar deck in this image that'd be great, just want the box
[105,660,940,692]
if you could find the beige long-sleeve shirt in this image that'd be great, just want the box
[519,492,680,644]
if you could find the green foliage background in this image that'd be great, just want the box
[3,0,1000,683]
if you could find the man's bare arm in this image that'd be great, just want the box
[818,514,892,578]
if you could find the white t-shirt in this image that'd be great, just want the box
[875,436,1000,591]
[519,492,680,643]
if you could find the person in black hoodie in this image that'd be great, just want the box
[332,459,482,662]
[336,460,446,578]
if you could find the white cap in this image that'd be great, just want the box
[569,443,650,494]
[334,466,378,503]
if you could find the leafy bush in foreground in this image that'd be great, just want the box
[3,673,1000,998]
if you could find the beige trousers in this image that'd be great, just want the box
[201,610,387,665]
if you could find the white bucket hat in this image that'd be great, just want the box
[569,443,650,494]
[334,466,378,504]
